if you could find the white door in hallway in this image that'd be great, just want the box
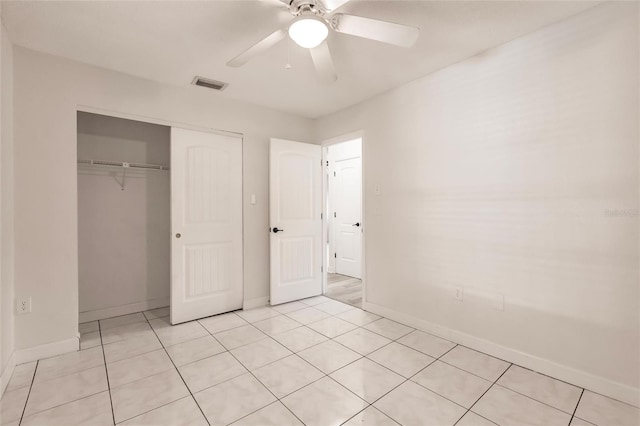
[334,153,362,279]
[170,127,243,324]
[269,138,323,305]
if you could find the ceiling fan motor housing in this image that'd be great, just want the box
[289,0,328,17]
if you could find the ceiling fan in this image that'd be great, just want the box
[226,0,420,83]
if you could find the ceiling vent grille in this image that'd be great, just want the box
[192,76,228,91]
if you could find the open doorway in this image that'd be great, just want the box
[322,137,363,308]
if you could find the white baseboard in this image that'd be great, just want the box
[79,298,169,323]
[243,296,269,310]
[0,351,16,398]
[15,337,79,365]
[363,301,640,407]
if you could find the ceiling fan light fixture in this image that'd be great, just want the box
[288,16,328,49]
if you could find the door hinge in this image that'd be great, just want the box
[321,265,323,272]
[333,171,336,177]
[326,160,329,166]
[334,212,336,218]
[334,253,337,258]
[321,212,323,220]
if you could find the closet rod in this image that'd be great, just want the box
[77,159,169,171]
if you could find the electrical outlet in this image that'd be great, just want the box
[453,286,463,302]
[16,297,32,314]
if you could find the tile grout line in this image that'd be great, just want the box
[452,361,513,426]
[98,320,117,426]
[17,360,39,425]
[569,388,586,425]
[143,315,212,426]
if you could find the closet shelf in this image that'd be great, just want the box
[77,159,169,171]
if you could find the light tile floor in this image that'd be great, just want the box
[2,300,639,426]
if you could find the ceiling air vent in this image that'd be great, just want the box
[192,76,228,91]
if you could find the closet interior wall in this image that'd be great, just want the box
[77,112,170,322]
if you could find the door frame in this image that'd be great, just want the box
[321,131,366,305]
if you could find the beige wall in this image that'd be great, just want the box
[77,112,170,318]
[1,20,15,382]
[13,46,314,351]
[316,2,639,402]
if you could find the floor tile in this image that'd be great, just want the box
[374,381,466,426]
[232,401,303,426]
[103,334,162,364]
[99,312,146,330]
[473,385,571,426]
[231,338,292,370]
[101,321,155,345]
[80,331,101,350]
[299,295,332,306]
[111,369,189,424]
[270,301,308,314]
[79,321,99,334]
[343,407,399,426]
[336,309,381,326]
[313,299,355,315]
[440,346,509,381]
[497,365,582,414]
[253,315,301,336]
[574,390,640,426]
[307,317,358,338]
[456,411,497,426]
[107,349,174,388]
[20,391,112,426]
[570,417,595,426]
[368,342,435,378]
[120,396,208,426]
[195,373,276,426]
[178,351,247,393]
[330,358,405,403]
[6,362,36,392]
[25,365,108,417]
[214,324,268,350]
[285,307,331,325]
[334,328,391,355]
[142,306,170,320]
[412,360,492,408]
[272,327,328,352]
[149,317,208,347]
[0,386,30,424]
[199,312,248,334]
[35,346,104,383]
[236,307,280,323]
[282,377,368,426]
[253,355,324,398]
[298,340,361,374]
[363,318,413,340]
[397,330,456,358]
[164,335,225,366]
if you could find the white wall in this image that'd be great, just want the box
[13,47,314,352]
[316,2,639,403]
[0,19,15,390]
[77,112,170,319]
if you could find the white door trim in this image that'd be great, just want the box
[321,131,366,304]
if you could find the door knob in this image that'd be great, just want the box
[272,227,284,233]
[175,233,181,238]
[352,222,360,227]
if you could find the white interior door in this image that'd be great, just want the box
[270,138,322,305]
[171,127,243,324]
[334,155,362,278]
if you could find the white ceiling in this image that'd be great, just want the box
[2,0,598,118]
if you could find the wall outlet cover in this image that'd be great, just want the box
[16,297,32,314]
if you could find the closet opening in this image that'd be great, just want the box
[77,112,171,324]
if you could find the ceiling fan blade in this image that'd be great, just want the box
[227,29,286,67]
[322,0,351,12]
[310,41,337,83]
[331,13,419,48]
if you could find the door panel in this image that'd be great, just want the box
[270,139,322,305]
[171,127,243,324]
[335,156,362,278]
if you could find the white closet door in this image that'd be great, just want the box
[171,127,243,324]
[334,155,362,278]
[269,138,322,305]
